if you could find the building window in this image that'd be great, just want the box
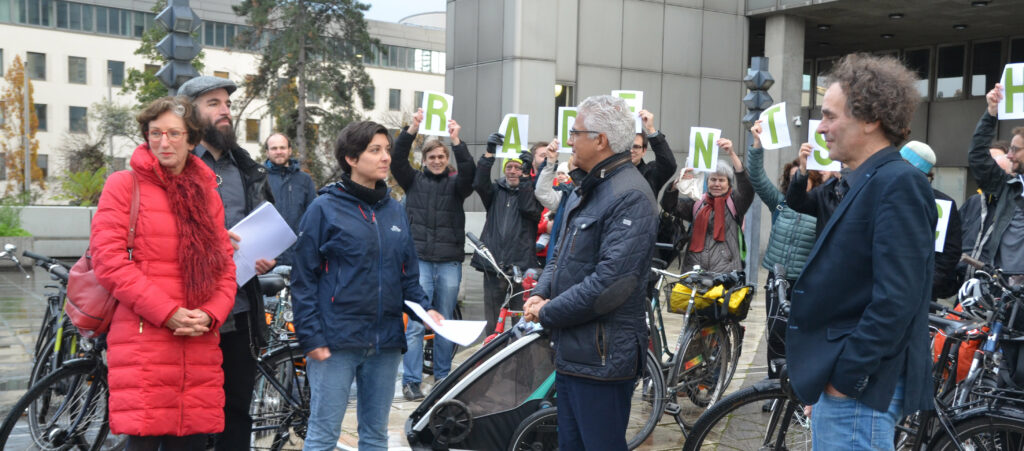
[81,4,93,31]
[971,41,1003,97]
[414,91,423,109]
[214,71,229,79]
[34,103,46,131]
[37,154,47,178]
[936,44,965,99]
[144,64,159,74]
[132,11,145,37]
[18,0,52,26]
[0,154,5,180]
[107,60,124,86]
[246,119,259,143]
[388,89,401,111]
[801,59,812,108]
[68,56,86,84]
[814,58,836,106]
[1012,38,1024,67]
[307,90,320,104]
[95,5,106,33]
[113,157,126,171]
[903,48,932,99]
[27,51,45,80]
[69,106,87,133]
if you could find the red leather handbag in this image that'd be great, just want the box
[66,171,139,338]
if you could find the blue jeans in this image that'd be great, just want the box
[403,260,462,383]
[811,378,904,450]
[304,348,401,451]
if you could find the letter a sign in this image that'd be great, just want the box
[419,91,454,136]
[998,63,1024,120]
[758,102,792,149]
[497,114,529,159]
[807,120,841,172]
[688,127,720,172]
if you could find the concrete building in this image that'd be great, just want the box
[447,0,1024,273]
[0,0,444,196]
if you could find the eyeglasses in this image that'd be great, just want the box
[1011,145,1022,154]
[148,129,186,142]
[568,128,599,137]
[631,145,645,150]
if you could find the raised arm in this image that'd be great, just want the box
[970,84,1012,194]
[641,110,678,193]
[746,120,783,209]
[390,108,423,191]
[785,145,819,217]
[534,140,562,210]
[449,120,476,199]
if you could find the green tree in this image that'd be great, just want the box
[233,0,377,175]
[0,56,46,197]
[122,0,205,105]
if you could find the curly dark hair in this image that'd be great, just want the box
[136,96,203,146]
[780,159,824,193]
[823,53,920,147]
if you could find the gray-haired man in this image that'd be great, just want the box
[524,95,658,450]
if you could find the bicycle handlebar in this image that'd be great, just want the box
[466,232,484,249]
[22,250,69,282]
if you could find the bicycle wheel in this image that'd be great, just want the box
[0,359,112,451]
[927,409,1024,451]
[682,379,810,451]
[250,346,309,451]
[507,407,558,451]
[28,324,78,388]
[626,350,666,450]
[677,321,732,408]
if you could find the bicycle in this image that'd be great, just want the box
[633,261,748,437]
[681,267,810,451]
[19,249,76,388]
[250,270,310,451]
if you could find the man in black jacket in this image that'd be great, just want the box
[525,95,657,450]
[391,108,474,399]
[473,134,543,334]
[178,75,275,450]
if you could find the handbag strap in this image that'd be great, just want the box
[126,170,140,260]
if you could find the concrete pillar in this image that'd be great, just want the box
[755,15,804,263]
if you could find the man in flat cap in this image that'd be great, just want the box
[178,75,276,450]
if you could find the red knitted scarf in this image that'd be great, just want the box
[689,191,731,253]
[160,158,230,309]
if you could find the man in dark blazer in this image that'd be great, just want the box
[786,53,937,450]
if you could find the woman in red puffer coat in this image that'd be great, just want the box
[91,97,237,449]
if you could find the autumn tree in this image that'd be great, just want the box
[233,0,377,179]
[0,56,46,196]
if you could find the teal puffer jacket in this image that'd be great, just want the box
[746,146,817,279]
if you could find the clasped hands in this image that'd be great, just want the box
[166,307,213,336]
[523,295,550,323]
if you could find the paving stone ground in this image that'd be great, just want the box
[0,261,771,450]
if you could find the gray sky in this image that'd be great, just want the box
[364,0,446,23]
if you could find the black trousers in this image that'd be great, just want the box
[765,273,795,379]
[125,434,205,451]
[483,272,514,334]
[215,312,257,451]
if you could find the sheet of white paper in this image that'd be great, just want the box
[758,102,791,149]
[229,202,297,286]
[419,91,454,136]
[688,127,721,173]
[405,301,487,346]
[557,107,577,152]
[807,120,842,172]
[497,114,529,159]
[998,63,1024,120]
[935,199,953,253]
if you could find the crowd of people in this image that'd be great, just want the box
[86,49,1024,450]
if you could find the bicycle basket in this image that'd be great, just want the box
[668,283,754,321]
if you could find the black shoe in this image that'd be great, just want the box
[403,383,425,401]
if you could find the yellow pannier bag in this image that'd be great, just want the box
[668,283,754,321]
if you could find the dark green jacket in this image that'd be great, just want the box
[747,146,817,279]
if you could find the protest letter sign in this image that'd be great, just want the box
[497,114,529,159]
[419,91,453,136]
[688,127,721,172]
[998,63,1024,120]
[807,120,841,172]
[758,102,792,149]
[935,199,953,252]
[557,107,577,152]
[612,90,644,133]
